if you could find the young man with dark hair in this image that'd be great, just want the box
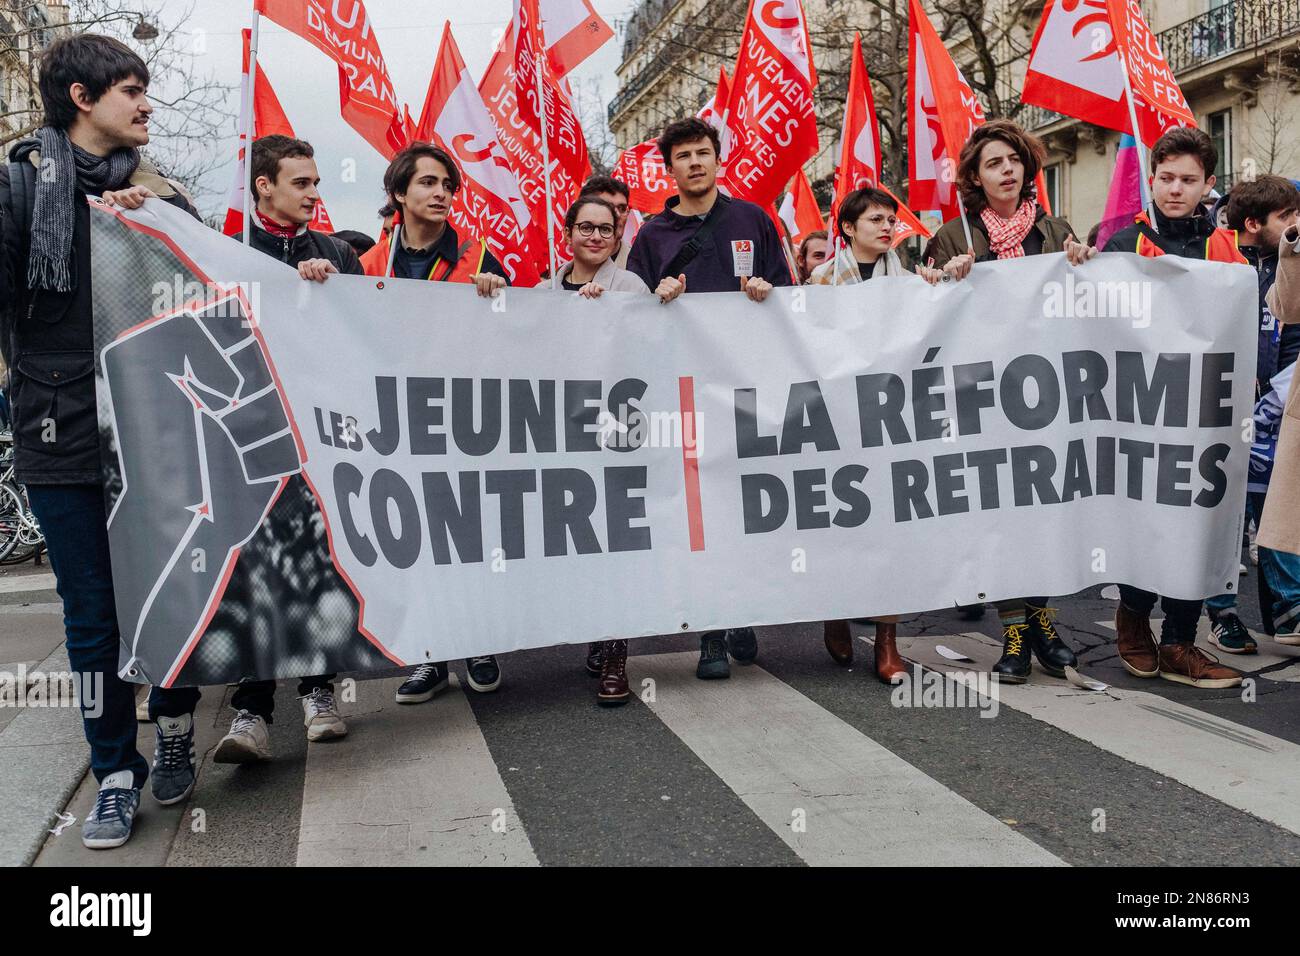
[1200,175,1300,648]
[181,134,363,764]
[0,34,200,849]
[579,173,632,268]
[1094,127,1249,687]
[360,142,509,703]
[795,229,829,283]
[361,142,508,299]
[627,116,791,679]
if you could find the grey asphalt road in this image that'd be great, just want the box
[3,556,1299,867]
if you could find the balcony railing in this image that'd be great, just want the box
[1160,0,1300,75]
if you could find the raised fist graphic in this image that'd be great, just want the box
[102,290,302,684]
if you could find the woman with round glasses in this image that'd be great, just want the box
[550,196,650,297]
[551,196,650,705]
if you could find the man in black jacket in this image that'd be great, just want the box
[0,35,201,849]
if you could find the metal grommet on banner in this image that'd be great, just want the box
[681,623,689,630]
[376,281,385,290]
[977,592,986,600]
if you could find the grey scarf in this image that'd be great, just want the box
[27,126,140,292]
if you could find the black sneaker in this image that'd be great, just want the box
[1207,612,1257,654]
[150,713,197,805]
[726,627,758,664]
[395,662,449,703]
[465,655,502,693]
[696,631,731,680]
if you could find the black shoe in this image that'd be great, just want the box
[957,603,986,621]
[1026,604,1076,678]
[992,621,1032,683]
[696,631,731,680]
[726,627,758,664]
[395,662,449,703]
[465,655,502,693]
[1207,611,1257,654]
[585,641,604,676]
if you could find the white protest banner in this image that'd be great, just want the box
[89,199,1255,687]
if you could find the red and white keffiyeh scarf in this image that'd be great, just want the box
[980,201,1037,259]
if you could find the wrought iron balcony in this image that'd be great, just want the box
[1157,0,1300,75]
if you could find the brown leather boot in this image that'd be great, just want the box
[597,640,630,706]
[1115,603,1159,678]
[585,641,604,676]
[823,619,853,666]
[1158,643,1243,689]
[874,621,907,684]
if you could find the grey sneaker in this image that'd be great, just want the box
[82,770,140,850]
[301,687,347,742]
[214,710,272,763]
[151,713,196,805]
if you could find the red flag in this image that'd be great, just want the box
[722,0,819,207]
[907,0,985,222]
[834,31,928,245]
[414,24,541,286]
[616,139,676,214]
[512,0,546,134]
[1021,0,1192,147]
[697,66,731,136]
[255,0,407,159]
[540,0,613,76]
[778,169,824,244]
[480,28,591,273]
[224,28,334,237]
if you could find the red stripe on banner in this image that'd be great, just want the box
[678,375,705,552]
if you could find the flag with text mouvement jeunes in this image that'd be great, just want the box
[481,23,592,272]
[907,0,986,222]
[414,23,541,286]
[1020,0,1193,147]
[255,0,408,159]
[722,0,819,208]
[223,28,334,237]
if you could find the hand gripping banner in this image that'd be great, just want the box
[90,199,1257,686]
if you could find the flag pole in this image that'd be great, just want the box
[241,6,260,247]
[537,46,558,280]
[954,188,976,254]
[1118,51,1156,234]
[386,211,402,278]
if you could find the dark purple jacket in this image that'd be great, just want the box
[627,192,792,293]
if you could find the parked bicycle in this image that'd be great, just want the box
[0,429,45,564]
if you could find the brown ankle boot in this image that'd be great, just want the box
[823,619,853,666]
[598,640,630,706]
[874,622,906,684]
[1115,604,1159,678]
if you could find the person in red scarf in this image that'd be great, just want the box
[921,120,1086,683]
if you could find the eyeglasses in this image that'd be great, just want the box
[574,221,616,238]
[859,214,898,228]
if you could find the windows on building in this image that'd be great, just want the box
[1042,163,1063,216]
[1208,108,1232,189]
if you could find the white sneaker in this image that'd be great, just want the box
[213,709,272,763]
[301,687,347,742]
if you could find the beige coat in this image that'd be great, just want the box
[1258,226,1300,554]
[549,256,650,293]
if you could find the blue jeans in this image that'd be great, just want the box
[1206,492,1300,627]
[26,484,154,787]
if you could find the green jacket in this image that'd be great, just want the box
[922,204,1075,268]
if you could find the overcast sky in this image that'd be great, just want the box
[158,0,633,231]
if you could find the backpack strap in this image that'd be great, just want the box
[8,153,38,248]
[661,193,730,281]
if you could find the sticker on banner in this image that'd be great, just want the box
[732,239,754,277]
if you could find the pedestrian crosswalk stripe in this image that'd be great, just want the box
[296,674,539,866]
[877,629,1300,838]
[627,652,1065,866]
